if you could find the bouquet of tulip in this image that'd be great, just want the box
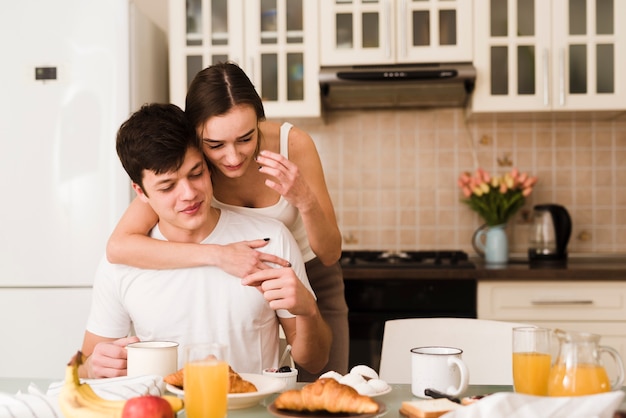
[457,168,538,226]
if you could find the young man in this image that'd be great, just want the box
[79,103,331,378]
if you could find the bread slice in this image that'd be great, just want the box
[400,398,463,418]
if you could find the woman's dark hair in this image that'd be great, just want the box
[185,62,266,135]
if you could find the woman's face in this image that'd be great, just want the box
[198,104,259,179]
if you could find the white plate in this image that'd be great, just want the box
[166,373,286,410]
[369,386,392,397]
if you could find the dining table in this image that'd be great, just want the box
[3,377,626,418]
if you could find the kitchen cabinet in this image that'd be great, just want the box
[319,0,473,66]
[168,0,320,117]
[478,281,626,378]
[471,0,626,113]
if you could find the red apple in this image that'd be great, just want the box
[122,395,174,418]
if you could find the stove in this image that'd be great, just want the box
[340,250,477,372]
[340,250,475,269]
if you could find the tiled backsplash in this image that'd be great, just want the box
[281,109,626,255]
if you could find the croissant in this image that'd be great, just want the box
[228,366,257,393]
[164,364,257,393]
[274,378,379,414]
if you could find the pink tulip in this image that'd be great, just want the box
[462,186,472,197]
[522,187,533,197]
[499,182,508,194]
[518,172,528,184]
[510,167,519,178]
[523,176,538,188]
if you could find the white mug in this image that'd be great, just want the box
[411,346,469,398]
[126,341,179,377]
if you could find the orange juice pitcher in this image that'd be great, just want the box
[548,329,624,396]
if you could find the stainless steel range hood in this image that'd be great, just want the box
[319,63,476,110]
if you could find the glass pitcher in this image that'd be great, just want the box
[547,329,625,396]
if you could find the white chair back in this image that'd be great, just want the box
[379,317,532,385]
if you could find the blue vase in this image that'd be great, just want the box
[472,224,509,264]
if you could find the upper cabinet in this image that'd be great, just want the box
[319,0,473,66]
[471,0,626,113]
[168,0,320,117]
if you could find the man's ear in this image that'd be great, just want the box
[131,182,149,203]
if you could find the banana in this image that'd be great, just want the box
[162,395,184,413]
[58,351,184,418]
[58,351,126,418]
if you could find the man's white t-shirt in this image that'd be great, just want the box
[86,209,314,374]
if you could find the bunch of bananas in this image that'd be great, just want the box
[58,351,183,418]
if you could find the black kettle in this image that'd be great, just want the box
[528,204,572,264]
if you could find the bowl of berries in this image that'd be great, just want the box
[263,366,298,392]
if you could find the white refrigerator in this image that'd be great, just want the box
[0,0,168,379]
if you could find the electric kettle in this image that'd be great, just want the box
[528,204,572,264]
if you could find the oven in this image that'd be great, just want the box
[341,250,477,372]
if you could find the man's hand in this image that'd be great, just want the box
[85,336,140,378]
[214,239,291,277]
[241,268,316,316]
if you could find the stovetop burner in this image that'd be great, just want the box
[340,250,475,269]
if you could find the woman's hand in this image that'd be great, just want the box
[214,239,291,277]
[256,150,316,212]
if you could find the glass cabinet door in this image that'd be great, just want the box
[245,0,320,117]
[471,0,552,112]
[398,0,473,63]
[320,0,394,65]
[551,0,624,110]
[168,0,244,107]
[472,0,625,112]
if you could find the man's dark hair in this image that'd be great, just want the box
[116,103,198,194]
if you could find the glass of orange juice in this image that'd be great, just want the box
[512,327,552,395]
[183,343,229,418]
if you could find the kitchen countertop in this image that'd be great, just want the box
[341,253,626,281]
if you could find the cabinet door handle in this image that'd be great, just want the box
[385,0,392,59]
[558,48,565,106]
[531,300,594,306]
[399,0,406,58]
[543,48,550,107]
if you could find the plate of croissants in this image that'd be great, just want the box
[268,378,386,418]
[164,365,286,409]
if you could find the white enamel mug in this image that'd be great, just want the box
[126,341,179,377]
[411,346,469,398]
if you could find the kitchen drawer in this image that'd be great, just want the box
[478,281,626,321]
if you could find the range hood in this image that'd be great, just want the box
[319,63,476,110]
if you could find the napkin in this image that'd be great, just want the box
[0,375,165,418]
[442,391,625,418]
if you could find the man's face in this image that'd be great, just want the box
[133,147,214,243]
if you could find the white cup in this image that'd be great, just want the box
[126,341,179,377]
[411,346,469,398]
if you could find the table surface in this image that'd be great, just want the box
[4,378,626,418]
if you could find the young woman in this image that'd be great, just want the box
[107,63,348,380]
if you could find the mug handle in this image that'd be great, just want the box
[445,357,469,397]
[600,345,625,391]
